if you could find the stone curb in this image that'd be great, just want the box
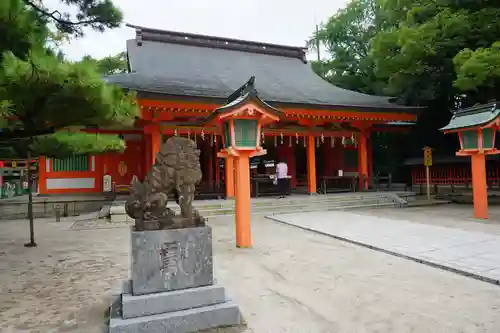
[266,215,500,287]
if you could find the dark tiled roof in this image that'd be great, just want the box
[106,25,421,112]
[210,76,282,119]
[440,101,500,131]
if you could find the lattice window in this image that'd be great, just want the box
[52,155,89,172]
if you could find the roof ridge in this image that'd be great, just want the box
[126,24,307,62]
[454,101,498,117]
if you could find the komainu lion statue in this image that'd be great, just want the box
[125,137,206,231]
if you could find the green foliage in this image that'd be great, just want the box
[0,0,50,60]
[24,0,123,37]
[32,132,125,157]
[81,51,128,75]
[370,0,500,105]
[308,0,389,95]
[454,42,500,92]
[0,50,138,133]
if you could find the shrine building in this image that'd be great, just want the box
[37,25,420,197]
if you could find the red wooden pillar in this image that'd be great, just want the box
[215,137,221,186]
[38,156,48,194]
[367,134,373,184]
[142,133,151,177]
[206,139,214,184]
[307,135,317,194]
[357,131,369,190]
[143,124,161,176]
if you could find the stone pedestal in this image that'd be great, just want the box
[109,226,242,333]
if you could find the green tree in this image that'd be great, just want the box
[23,0,123,37]
[0,0,131,247]
[308,0,389,95]
[0,0,51,60]
[368,0,500,155]
[0,51,137,247]
[453,42,500,101]
[81,51,128,75]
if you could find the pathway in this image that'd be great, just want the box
[268,210,500,285]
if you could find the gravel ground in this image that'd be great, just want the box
[0,214,499,333]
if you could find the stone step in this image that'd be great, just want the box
[122,284,227,319]
[109,299,241,333]
[109,196,401,222]
[193,198,393,215]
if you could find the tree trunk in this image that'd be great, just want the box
[24,147,37,247]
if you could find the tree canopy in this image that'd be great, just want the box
[310,0,500,161]
[0,0,136,158]
[81,51,128,75]
[308,0,388,95]
[24,0,122,37]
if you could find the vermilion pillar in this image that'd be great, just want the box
[38,156,47,194]
[367,136,373,184]
[357,131,369,190]
[307,135,317,194]
[471,154,488,219]
[215,139,221,186]
[150,125,161,166]
[225,156,235,198]
[235,153,252,247]
[206,140,214,184]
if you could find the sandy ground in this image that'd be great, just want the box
[1,214,500,333]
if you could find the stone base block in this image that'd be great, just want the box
[110,300,241,333]
[131,226,213,295]
[110,214,132,223]
[122,284,227,319]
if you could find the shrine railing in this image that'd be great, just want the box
[411,164,500,187]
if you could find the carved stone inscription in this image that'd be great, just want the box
[131,226,213,296]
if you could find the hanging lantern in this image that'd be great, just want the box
[303,135,307,147]
[289,136,292,147]
[341,136,346,146]
[351,133,356,143]
[296,133,299,144]
[331,136,335,148]
[321,133,325,143]
[201,129,205,141]
[214,134,217,144]
[280,132,284,144]
[261,131,265,145]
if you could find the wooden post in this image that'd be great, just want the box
[38,156,47,195]
[471,153,488,219]
[150,125,161,165]
[357,131,368,190]
[307,135,317,194]
[425,166,431,201]
[225,156,235,198]
[423,146,433,201]
[235,153,251,248]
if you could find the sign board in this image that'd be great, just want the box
[423,147,433,167]
[103,175,112,192]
